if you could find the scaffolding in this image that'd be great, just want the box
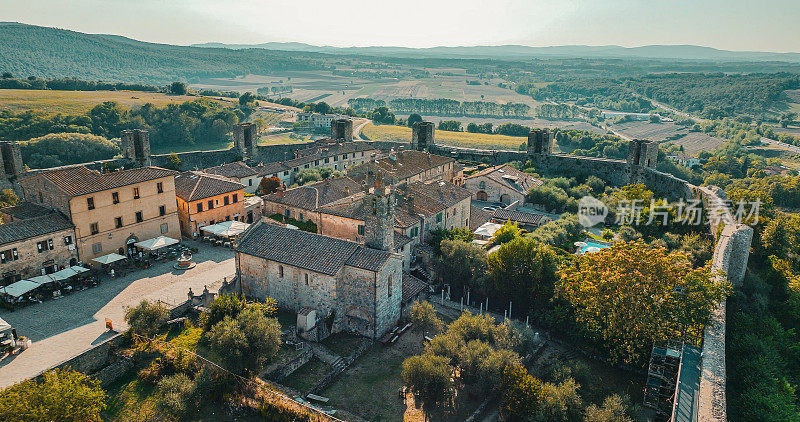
[643,341,683,416]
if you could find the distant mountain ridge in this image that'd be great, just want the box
[192,42,800,62]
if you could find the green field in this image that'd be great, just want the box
[362,122,528,151]
[0,89,213,115]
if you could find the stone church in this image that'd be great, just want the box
[235,186,403,340]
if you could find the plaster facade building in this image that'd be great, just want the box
[235,221,402,339]
[0,203,77,286]
[281,139,380,183]
[174,171,245,238]
[463,164,543,204]
[18,166,181,262]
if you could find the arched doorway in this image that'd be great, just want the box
[125,235,139,256]
[499,194,511,205]
[476,191,488,201]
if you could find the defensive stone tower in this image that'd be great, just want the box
[627,139,658,168]
[526,129,553,155]
[0,141,23,184]
[331,118,354,141]
[234,122,257,160]
[364,185,395,252]
[411,121,435,151]
[120,129,152,166]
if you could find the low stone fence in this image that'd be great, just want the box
[262,346,313,382]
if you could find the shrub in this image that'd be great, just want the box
[124,300,170,336]
[409,301,445,335]
[156,373,195,416]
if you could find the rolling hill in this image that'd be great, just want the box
[0,22,325,84]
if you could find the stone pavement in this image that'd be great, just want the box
[0,241,235,388]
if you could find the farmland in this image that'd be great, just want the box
[609,120,727,155]
[191,69,540,111]
[0,89,209,115]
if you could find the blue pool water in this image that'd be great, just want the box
[579,239,612,254]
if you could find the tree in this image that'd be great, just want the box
[401,354,454,408]
[156,373,195,416]
[124,300,170,336]
[259,176,282,195]
[490,220,524,245]
[169,81,188,95]
[535,378,584,422]
[239,92,256,107]
[207,307,282,375]
[407,113,423,127]
[437,239,488,293]
[438,120,462,132]
[202,293,246,330]
[557,241,730,364]
[530,214,584,248]
[584,394,633,422]
[313,101,331,114]
[1,72,12,79]
[409,301,445,335]
[487,237,559,313]
[501,364,542,421]
[0,189,19,209]
[20,132,120,169]
[0,369,107,421]
[165,153,182,171]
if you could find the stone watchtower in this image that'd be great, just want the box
[364,185,395,252]
[331,118,354,141]
[0,141,23,186]
[627,139,659,184]
[120,129,152,166]
[411,121,435,151]
[527,129,553,155]
[627,139,658,168]
[234,122,257,160]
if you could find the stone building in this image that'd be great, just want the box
[18,166,180,262]
[463,164,543,204]
[316,180,471,269]
[174,171,245,238]
[0,203,78,286]
[262,177,363,224]
[235,221,403,339]
[0,141,23,190]
[627,139,659,168]
[411,121,435,151]
[347,150,460,186]
[120,129,151,166]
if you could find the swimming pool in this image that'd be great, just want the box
[578,239,612,254]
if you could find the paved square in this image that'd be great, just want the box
[0,241,235,388]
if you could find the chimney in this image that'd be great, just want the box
[418,214,426,244]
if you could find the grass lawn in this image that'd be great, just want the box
[0,89,202,115]
[276,308,297,329]
[320,332,364,357]
[259,132,315,146]
[362,123,527,151]
[282,357,332,394]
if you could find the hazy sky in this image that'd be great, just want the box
[1,0,798,52]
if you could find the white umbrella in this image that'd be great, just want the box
[1,279,42,297]
[50,266,88,281]
[134,236,179,251]
[202,221,250,237]
[92,253,127,265]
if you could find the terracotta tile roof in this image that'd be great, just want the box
[236,222,395,275]
[174,171,244,202]
[0,202,53,221]
[0,211,74,246]
[253,162,290,176]
[348,150,454,183]
[25,166,177,197]
[469,206,492,231]
[465,164,542,194]
[203,161,258,179]
[263,177,362,210]
[402,273,427,303]
[405,181,472,215]
[491,209,546,226]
